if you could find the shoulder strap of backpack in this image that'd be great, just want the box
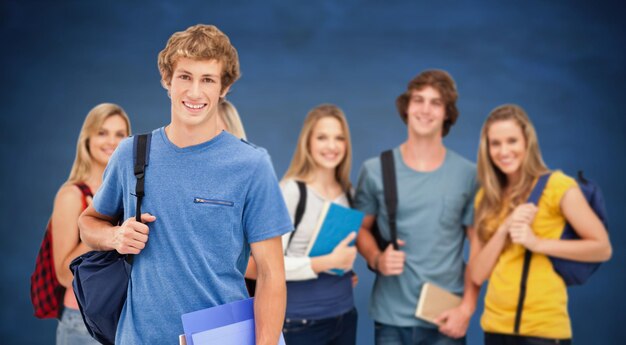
[527,173,551,205]
[133,133,151,222]
[127,133,151,265]
[75,183,94,198]
[381,150,399,250]
[294,181,307,230]
[514,172,551,334]
[285,181,307,254]
[74,183,94,209]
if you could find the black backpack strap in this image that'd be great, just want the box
[514,249,532,334]
[128,133,151,265]
[285,181,307,254]
[367,150,398,272]
[381,150,399,250]
[294,181,307,230]
[513,173,551,334]
[133,134,151,222]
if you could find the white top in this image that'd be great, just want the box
[280,179,350,281]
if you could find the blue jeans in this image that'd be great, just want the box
[375,322,466,345]
[283,308,357,345]
[56,308,100,345]
[484,332,572,345]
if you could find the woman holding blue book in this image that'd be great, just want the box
[280,104,359,345]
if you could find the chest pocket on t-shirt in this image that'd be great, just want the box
[194,197,234,207]
[439,195,466,228]
[193,196,237,240]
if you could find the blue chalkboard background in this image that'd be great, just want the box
[2,1,625,343]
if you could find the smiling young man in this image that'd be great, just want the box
[355,70,480,345]
[78,25,292,345]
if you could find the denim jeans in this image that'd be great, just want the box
[56,308,100,345]
[374,322,466,345]
[484,332,572,345]
[283,308,358,345]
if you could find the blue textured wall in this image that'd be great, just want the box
[2,1,625,343]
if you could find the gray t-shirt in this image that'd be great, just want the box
[354,147,477,327]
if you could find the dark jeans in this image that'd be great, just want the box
[484,332,572,345]
[374,322,465,345]
[283,308,357,345]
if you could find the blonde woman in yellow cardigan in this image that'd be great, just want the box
[469,104,611,345]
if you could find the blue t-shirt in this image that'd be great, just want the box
[93,128,293,344]
[354,147,477,327]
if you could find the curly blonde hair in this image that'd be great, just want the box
[157,24,240,93]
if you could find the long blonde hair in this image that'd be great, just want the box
[283,104,352,192]
[219,100,247,139]
[67,103,131,184]
[475,104,549,242]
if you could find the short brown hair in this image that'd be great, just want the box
[157,24,240,93]
[395,69,459,137]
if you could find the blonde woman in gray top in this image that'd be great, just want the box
[280,104,359,345]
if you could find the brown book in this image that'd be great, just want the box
[414,282,462,325]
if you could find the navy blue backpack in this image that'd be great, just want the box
[513,171,608,333]
[70,133,150,345]
[531,171,608,286]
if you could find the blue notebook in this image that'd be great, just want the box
[305,202,365,275]
[181,298,285,345]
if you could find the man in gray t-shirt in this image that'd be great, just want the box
[355,70,479,345]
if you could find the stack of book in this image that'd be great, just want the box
[180,298,285,345]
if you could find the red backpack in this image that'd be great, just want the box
[31,183,92,319]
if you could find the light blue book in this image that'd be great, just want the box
[305,202,365,275]
[181,297,285,345]
[192,319,255,345]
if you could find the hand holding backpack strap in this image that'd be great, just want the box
[126,133,151,265]
[133,133,150,222]
[366,150,397,272]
